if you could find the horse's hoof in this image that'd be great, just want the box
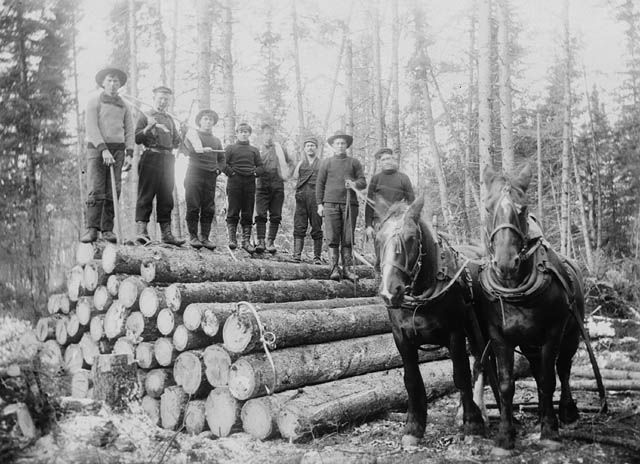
[463,421,485,437]
[401,434,420,449]
[496,430,516,450]
[559,400,579,424]
[539,438,562,450]
[540,428,560,442]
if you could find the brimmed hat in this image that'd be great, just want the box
[196,109,219,126]
[303,135,318,147]
[152,86,173,94]
[327,130,353,148]
[374,147,393,159]
[95,67,127,88]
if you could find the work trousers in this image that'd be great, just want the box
[323,202,358,249]
[184,167,217,225]
[85,148,124,231]
[226,175,256,227]
[135,151,175,224]
[294,185,323,240]
[255,173,284,226]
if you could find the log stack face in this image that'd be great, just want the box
[37,243,463,441]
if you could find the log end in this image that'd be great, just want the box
[228,358,258,400]
[165,284,181,313]
[277,405,305,442]
[203,345,233,387]
[201,308,220,338]
[139,287,159,318]
[154,337,177,367]
[89,315,104,342]
[241,398,277,440]
[76,242,97,266]
[140,261,156,283]
[160,385,188,430]
[141,395,161,426]
[174,351,203,395]
[135,342,157,370]
[172,325,189,352]
[222,313,253,354]
[205,388,239,438]
[71,369,92,399]
[101,243,118,274]
[183,305,202,332]
[113,338,135,362]
[184,400,207,435]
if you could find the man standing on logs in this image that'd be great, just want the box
[134,86,184,246]
[81,67,134,243]
[182,109,224,250]
[316,131,366,281]
[254,123,292,254]
[292,135,323,263]
[223,123,263,253]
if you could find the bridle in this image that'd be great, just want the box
[486,184,532,264]
[379,218,424,296]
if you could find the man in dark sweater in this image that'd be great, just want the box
[316,130,367,281]
[182,109,224,250]
[292,135,322,263]
[224,123,264,253]
[365,147,415,240]
[135,86,184,246]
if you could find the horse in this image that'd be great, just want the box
[376,194,489,448]
[479,164,604,449]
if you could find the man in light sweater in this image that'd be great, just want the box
[316,130,367,281]
[81,67,134,243]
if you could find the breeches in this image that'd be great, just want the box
[85,148,124,230]
[323,202,358,248]
[293,186,323,240]
[135,151,175,224]
[226,175,255,226]
[184,167,217,224]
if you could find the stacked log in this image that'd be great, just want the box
[35,243,478,442]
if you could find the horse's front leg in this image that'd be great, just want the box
[492,335,516,449]
[557,321,580,424]
[449,331,484,435]
[539,336,562,441]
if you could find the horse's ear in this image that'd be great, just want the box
[515,163,532,192]
[482,165,497,187]
[407,192,425,221]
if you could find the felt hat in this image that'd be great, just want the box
[95,67,127,88]
[196,109,219,126]
[152,86,173,94]
[374,147,393,159]
[327,130,353,148]
[303,135,318,147]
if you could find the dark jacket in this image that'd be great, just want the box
[316,153,366,205]
[224,141,264,177]
[365,169,415,227]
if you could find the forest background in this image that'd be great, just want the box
[1,0,639,319]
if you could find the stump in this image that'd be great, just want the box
[160,385,188,430]
[205,387,240,438]
[91,354,141,412]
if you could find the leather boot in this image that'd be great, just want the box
[313,239,323,265]
[100,202,117,243]
[266,223,279,254]
[241,225,256,253]
[101,231,117,243]
[293,237,304,262]
[199,221,216,251]
[187,221,202,249]
[329,247,341,281]
[341,247,358,282]
[160,222,185,246]
[255,222,266,253]
[227,224,238,250]
[80,227,98,243]
[135,221,150,245]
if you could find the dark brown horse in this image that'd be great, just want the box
[376,195,487,448]
[479,164,605,449]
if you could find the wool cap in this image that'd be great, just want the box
[152,86,173,95]
[95,67,127,88]
[327,130,353,148]
[236,122,252,133]
[303,135,318,147]
[196,109,219,126]
[374,147,393,159]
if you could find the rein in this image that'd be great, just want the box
[486,185,531,266]
[379,220,424,295]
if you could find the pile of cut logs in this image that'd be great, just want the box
[35,242,459,441]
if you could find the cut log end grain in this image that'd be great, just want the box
[76,296,95,326]
[241,397,280,440]
[66,314,82,341]
[184,400,207,435]
[154,337,178,367]
[141,396,161,426]
[83,261,106,292]
[140,260,156,283]
[118,276,146,309]
[172,325,212,352]
[228,358,265,400]
[160,385,188,430]
[136,342,158,370]
[203,345,238,387]
[157,308,181,336]
[89,315,105,342]
[36,316,59,342]
[101,243,118,274]
[139,288,166,318]
[71,369,92,399]
[205,387,240,438]
[79,333,99,366]
[64,344,85,374]
[173,351,209,397]
[183,304,202,331]
[113,338,136,363]
[103,300,130,339]
[67,265,86,302]
[125,311,161,343]
[76,241,98,266]
[165,284,181,312]
[222,313,252,354]
[55,317,68,346]
[201,307,220,337]
[145,368,175,398]
[106,275,127,297]
[93,286,113,312]
[47,294,68,315]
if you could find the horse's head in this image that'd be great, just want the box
[376,195,426,308]
[483,164,532,280]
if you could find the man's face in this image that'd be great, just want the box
[304,142,317,157]
[331,138,348,155]
[379,152,397,171]
[199,115,214,132]
[153,91,171,111]
[236,128,251,142]
[262,127,274,145]
[102,75,120,96]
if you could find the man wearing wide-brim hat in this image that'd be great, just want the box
[316,130,366,281]
[181,109,224,250]
[80,66,134,243]
[134,85,184,246]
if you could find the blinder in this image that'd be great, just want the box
[486,185,530,263]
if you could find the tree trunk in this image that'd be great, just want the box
[498,0,514,174]
[184,399,207,434]
[344,33,354,136]
[103,300,130,339]
[560,0,571,256]
[241,392,299,440]
[277,360,456,442]
[173,325,214,352]
[205,387,241,437]
[166,279,379,313]
[136,341,159,370]
[291,0,305,151]
[203,344,240,388]
[160,385,188,430]
[139,287,168,318]
[71,5,85,226]
[126,0,140,241]
[174,350,211,397]
[83,261,107,293]
[537,112,543,224]
[118,276,147,310]
[92,354,140,412]
[145,368,175,398]
[141,395,161,426]
[196,0,211,110]
[228,334,448,400]
[465,0,481,231]
[125,311,161,342]
[157,308,182,336]
[571,126,594,271]
[154,337,178,367]
[372,0,385,151]
[389,0,401,157]
[223,303,389,354]
[93,286,113,312]
[583,68,603,252]
[221,0,236,145]
[478,0,492,217]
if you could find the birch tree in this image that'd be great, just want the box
[197,0,212,110]
[560,0,571,255]
[389,0,401,159]
[478,0,492,216]
[291,0,305,153]
[221,0,236,145]
[371,0,385,152]
[498,0,514,174]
